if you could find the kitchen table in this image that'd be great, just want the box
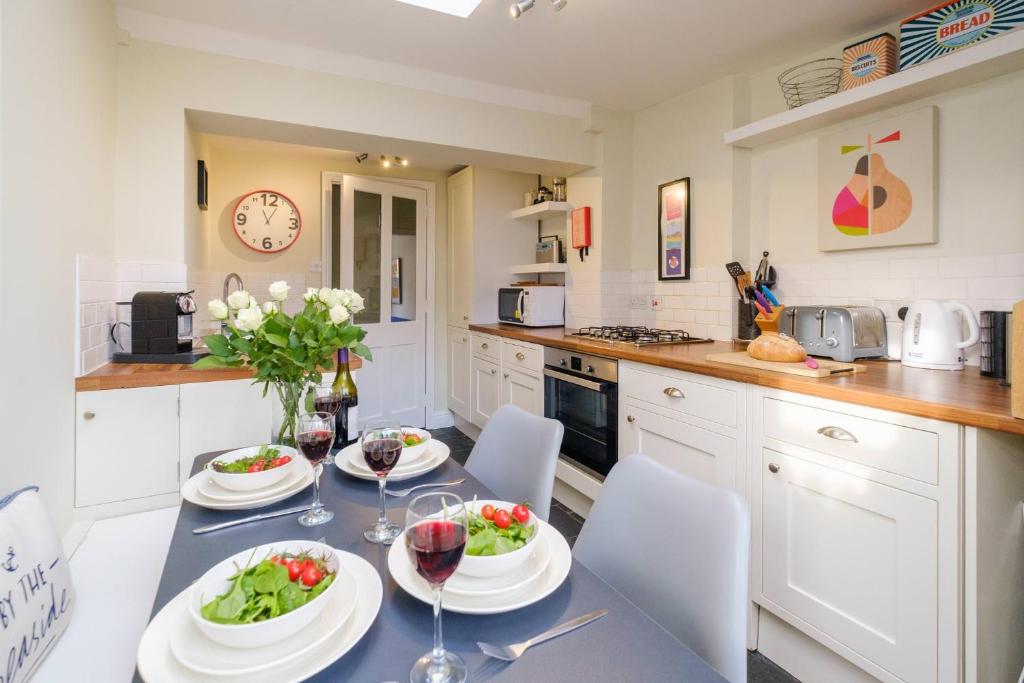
[138,451,727,682]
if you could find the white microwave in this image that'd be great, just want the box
[498,286,565,327]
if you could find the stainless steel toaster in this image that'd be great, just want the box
[784,306,887,362]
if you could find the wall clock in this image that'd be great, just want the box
[232,189,302,253]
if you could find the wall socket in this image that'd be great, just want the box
[650,297,663,311]
[630,295,650,311]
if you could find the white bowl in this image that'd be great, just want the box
[399,427,432,463]
[189,540,342,649]
[207,445,297,492]
[457,500,539,579]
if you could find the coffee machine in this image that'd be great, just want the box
[113,291,209,364]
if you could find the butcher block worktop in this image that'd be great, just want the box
[470,323,1023,436]
[75,355,362,392]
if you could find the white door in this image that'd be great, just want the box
[501,368,543,416]
[447,167,473,327]
[333,175,428,427]
[760,448,938,682]
[446,326,471,420]
[471,355,501,427]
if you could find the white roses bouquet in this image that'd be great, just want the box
[197,281,370,445]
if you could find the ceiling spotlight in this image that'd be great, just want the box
[510,0,534,18]
[397,157,409,167]
[355,153,368,164]
[381,155,391,168]
[551,0,567,10]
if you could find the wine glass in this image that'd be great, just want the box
[310,387,344,464]
[361,422,404,544]
[405,492,468,683]
[296,411,335,527]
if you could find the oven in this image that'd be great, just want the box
[542,347,617,479]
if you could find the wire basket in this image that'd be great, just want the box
[777,58,841,109]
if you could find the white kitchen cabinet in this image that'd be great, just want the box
[501,368,543,416]
[446,326,471,421]
[619,401,739,491]
[445,166,538,328]
[471,355,501,427]
[75,385,181,507]
[179,379,273,483]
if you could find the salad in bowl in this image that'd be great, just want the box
[458,499,538,578]
[207,445,296,492]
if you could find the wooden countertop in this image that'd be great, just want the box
[470,324,1023,436]
[75,355,363,392]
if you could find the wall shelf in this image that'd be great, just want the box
[509,263,568,274]
[724,29,1024,149]
[509,201,574,222]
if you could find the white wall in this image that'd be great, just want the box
[1,0,117,534]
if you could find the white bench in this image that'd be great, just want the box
[33,506,179,682]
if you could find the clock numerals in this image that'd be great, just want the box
[235,190,299,253]
[236,213,247,226]
[262,237,273,250]
[260,193,278,207]
[289,218,298,229]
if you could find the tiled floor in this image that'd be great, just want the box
[432,426,802,683]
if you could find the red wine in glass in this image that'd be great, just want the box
[406,520,467,585]
[313,394,343,416]
[363,438,403,475]
[297,430,333,465]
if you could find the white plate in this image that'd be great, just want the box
[182,459,314,511]
[340,436,433,472]
[170,566,358,676]
[388,520,572,615]
[197,465,305,503]
[336,441,449,483]
[445,533,551,597]
[137,552,383,683]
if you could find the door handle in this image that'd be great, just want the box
[816,425,858,443]
[663,387,685,398]
[503,373,509,379]
[490,368,496,375]
[83,410,96,420]
[462,315,469,321]
[768,462,780,473]
[626,415,636,423]
[515,352,525,361]
[481,342,489,350]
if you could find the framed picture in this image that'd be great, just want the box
[197,160,209,211]
[657,177,690,280]
[391,257,402,304]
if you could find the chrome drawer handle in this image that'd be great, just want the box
[490,368,496,375]
[663,387,685,398]
[817,426,858,443]
[503,372,509,379]
[83,410,96,420]
[515,352,526,361]
[463,315,469,321]
[626,415,636,423]
[481,342,489,349]
[768,462,780,473]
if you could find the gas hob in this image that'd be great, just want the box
[568,326,713,347]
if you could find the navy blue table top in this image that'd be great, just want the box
[139,451,727,682]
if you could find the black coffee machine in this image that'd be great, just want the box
[113,291,209,364]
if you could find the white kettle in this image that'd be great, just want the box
[900,300,979,370]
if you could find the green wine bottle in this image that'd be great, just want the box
[331,348,358,447]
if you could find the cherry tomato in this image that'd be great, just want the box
[280,455,292,464]
[303,558,316,571]
[493,509,511,529]
[247,463,260,473]
[511,505,530,524]
[286,559,303,581]
[480,504,496,520]
[300,565,323,587]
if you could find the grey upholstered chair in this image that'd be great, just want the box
[463,404,563,521]
[573,455,750,683]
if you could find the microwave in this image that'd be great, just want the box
[498,286,565,327]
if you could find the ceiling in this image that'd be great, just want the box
[118,0,922,112]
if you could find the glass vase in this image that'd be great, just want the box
[273,380,306,447]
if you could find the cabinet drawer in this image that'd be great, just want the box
[501,341,542,376]
[620,364,738,429]
[762,397,939,485]
[471,333,500,362]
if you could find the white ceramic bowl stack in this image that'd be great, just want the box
[181,445,316,511]
[336,428,452,482]
[458,500,540,578]
[207,446,298,492]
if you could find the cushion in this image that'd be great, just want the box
[0,486,75,683]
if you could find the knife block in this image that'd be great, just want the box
[754,305,785,334]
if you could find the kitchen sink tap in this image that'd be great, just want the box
[221,272,244,332]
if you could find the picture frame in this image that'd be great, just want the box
[391,257,402,304]
[197,160,209,211]
[657,177,690,280]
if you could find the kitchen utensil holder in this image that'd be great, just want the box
[754,305,785,334]
[737,300,760,341]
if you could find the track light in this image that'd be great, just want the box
[510,0,534,18]
[551,0,567,10]
[397,157,409,167]
[355,153,368,164]
[380,155,391,168]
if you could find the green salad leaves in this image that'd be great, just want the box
[200,553,334,624]
[465,508,535,556]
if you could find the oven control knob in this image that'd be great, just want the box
[825,336,839,348]
[559,358,567,366]
[585,365,595,373]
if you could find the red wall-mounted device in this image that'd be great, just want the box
[571,207,592,249]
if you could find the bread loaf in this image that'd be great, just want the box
[748,332,807,363]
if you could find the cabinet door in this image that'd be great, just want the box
[620,402,738,491]
[502,368,543,416]
[180,380,273,483]
[760,449,937,682]
[471,355,500,427]
[447,326,471,420]
[447,168,473,327]
[75,386,180,506]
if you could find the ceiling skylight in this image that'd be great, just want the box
[394,0,483,17]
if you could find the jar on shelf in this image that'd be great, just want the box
[551,177,566,202]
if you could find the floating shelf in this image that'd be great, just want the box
[724,29,1024,148]
[509,263,569,274]
[509,201,574,222]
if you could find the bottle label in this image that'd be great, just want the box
[347,405,359,442]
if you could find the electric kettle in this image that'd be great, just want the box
[899,300,980,370]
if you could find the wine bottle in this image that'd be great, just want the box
[331,347,358,447]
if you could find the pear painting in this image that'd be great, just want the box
[818,107,936,251]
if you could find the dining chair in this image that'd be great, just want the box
[573,455,750,683]
[463,404,563,521]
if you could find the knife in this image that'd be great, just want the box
[193,505,312,535]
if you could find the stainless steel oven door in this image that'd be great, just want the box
[543,366,617,479]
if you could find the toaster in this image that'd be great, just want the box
[784,306,887,362]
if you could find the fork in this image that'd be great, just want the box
[384,478,466,498]
[477,609,608,661]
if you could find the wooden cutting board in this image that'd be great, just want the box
[706,352,866,378]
